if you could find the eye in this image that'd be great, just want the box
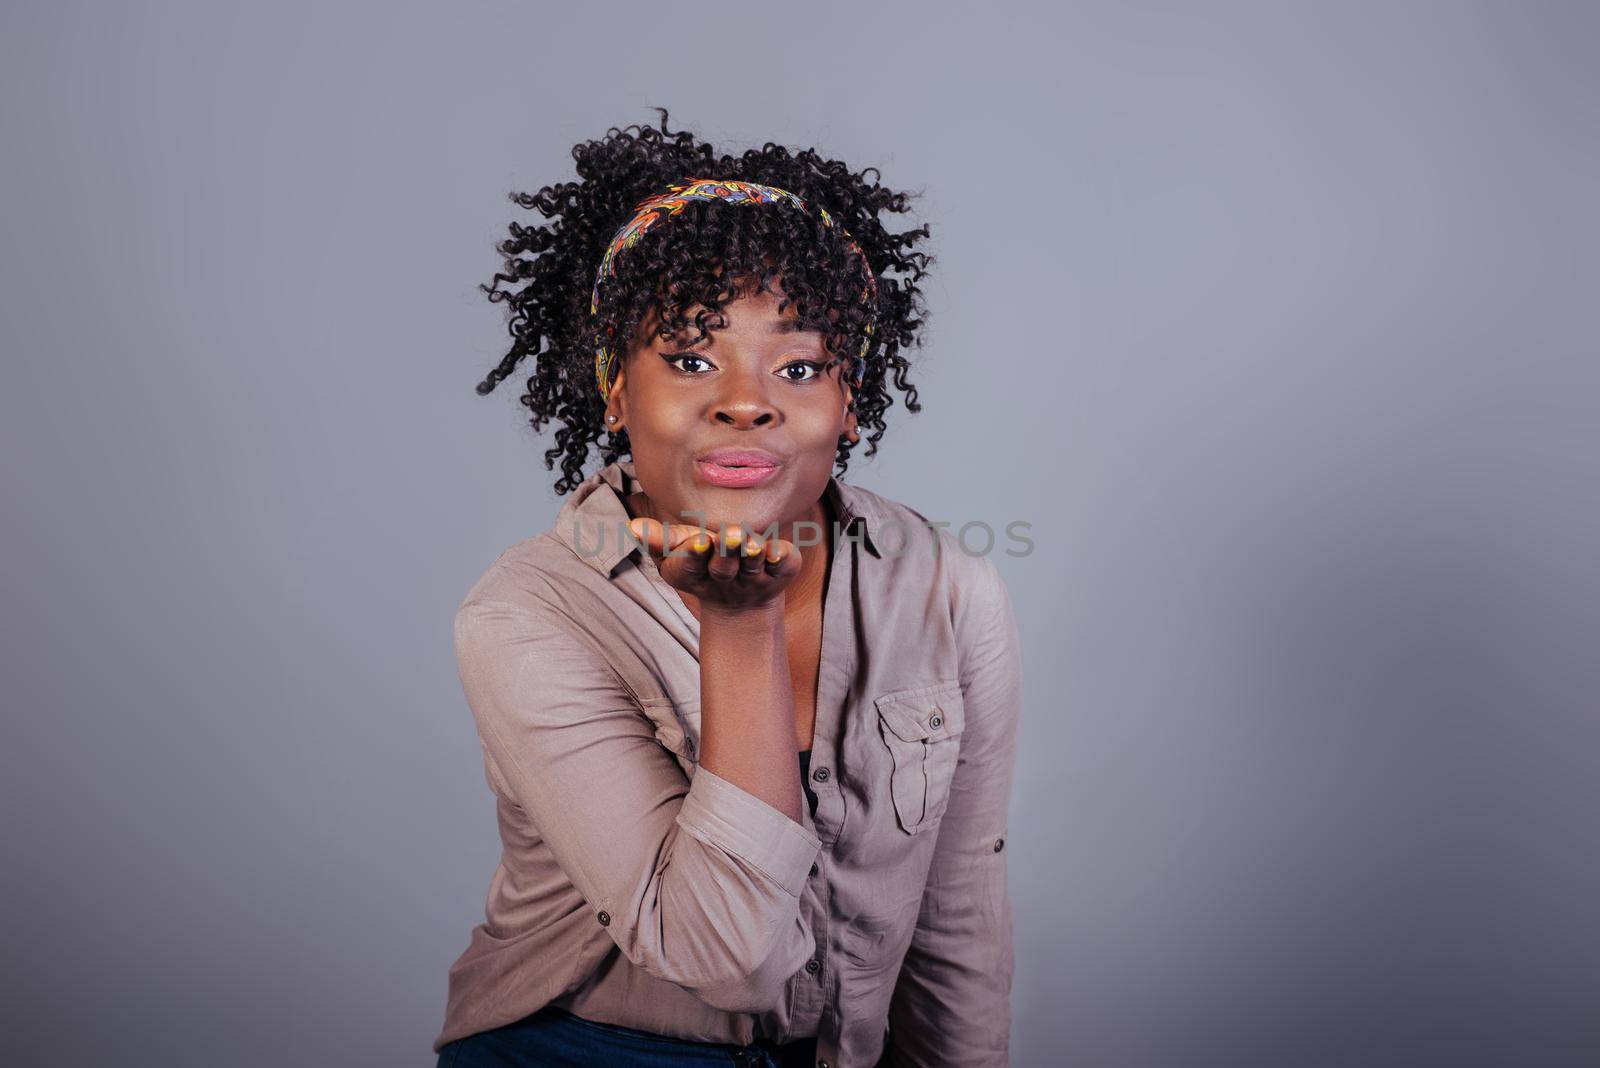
[662,351,716,375]
[778,359,825,383]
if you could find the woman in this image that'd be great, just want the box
[435,110,1022,1068]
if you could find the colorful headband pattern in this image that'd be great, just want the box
[588,178,879,402]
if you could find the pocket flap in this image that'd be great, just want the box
[874,681,964,744]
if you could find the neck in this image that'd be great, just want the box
[782,493,833,606]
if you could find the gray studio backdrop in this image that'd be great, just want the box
[3,2,1596,1065]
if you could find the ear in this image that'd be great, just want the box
[605,363,628,429]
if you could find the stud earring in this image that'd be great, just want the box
[607,415,618,424]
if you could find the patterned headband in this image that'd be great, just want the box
[588,178,879,402]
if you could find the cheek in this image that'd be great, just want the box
[621,412,697,481]
[790,411,850,470]
[797,402,849,442]
[624,390,694,442]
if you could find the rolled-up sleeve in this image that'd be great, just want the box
[453,597,824,1014]
[883,557,1022,1067]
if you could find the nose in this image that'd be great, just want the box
[712,367,778,430]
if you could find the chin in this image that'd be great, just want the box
[692,492,777,527]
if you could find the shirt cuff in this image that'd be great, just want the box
[676,764,824,898]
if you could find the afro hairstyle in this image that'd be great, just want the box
[475,107,934,495]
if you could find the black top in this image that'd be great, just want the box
[797,748,819,817]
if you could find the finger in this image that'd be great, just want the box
[706,525,744,583]
[662,520,702,553]
[737,531,766,578]
[627,517,662,557]
[683,523,721,569]
[633,518,710,580]
[653,520,700,560]
[679,529,713,580]
[763,538,794,577]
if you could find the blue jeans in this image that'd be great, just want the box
[435,1005,821,1067]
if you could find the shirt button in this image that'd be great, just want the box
[596,910,611,926]
[994,837,1005,853]
[812,767,829,782]
[929,713,942,729]
[804,958,821,974]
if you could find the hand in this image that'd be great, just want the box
[627,518,803,613]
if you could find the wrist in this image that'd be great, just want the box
[696,598,786,630]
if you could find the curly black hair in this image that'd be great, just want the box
[474,108,934,495]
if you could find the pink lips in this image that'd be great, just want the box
[695,447,783,489]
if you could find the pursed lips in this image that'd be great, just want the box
[694,449,784,486]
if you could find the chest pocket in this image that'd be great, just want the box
[874,680,966,834]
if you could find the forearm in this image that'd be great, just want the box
[697,601,805,825]
[456,597,821,1008]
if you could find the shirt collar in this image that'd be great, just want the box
[554,459,883,579]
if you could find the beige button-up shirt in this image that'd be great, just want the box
[435,460,1021,1067]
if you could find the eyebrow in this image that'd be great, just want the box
[662,319,820,343]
